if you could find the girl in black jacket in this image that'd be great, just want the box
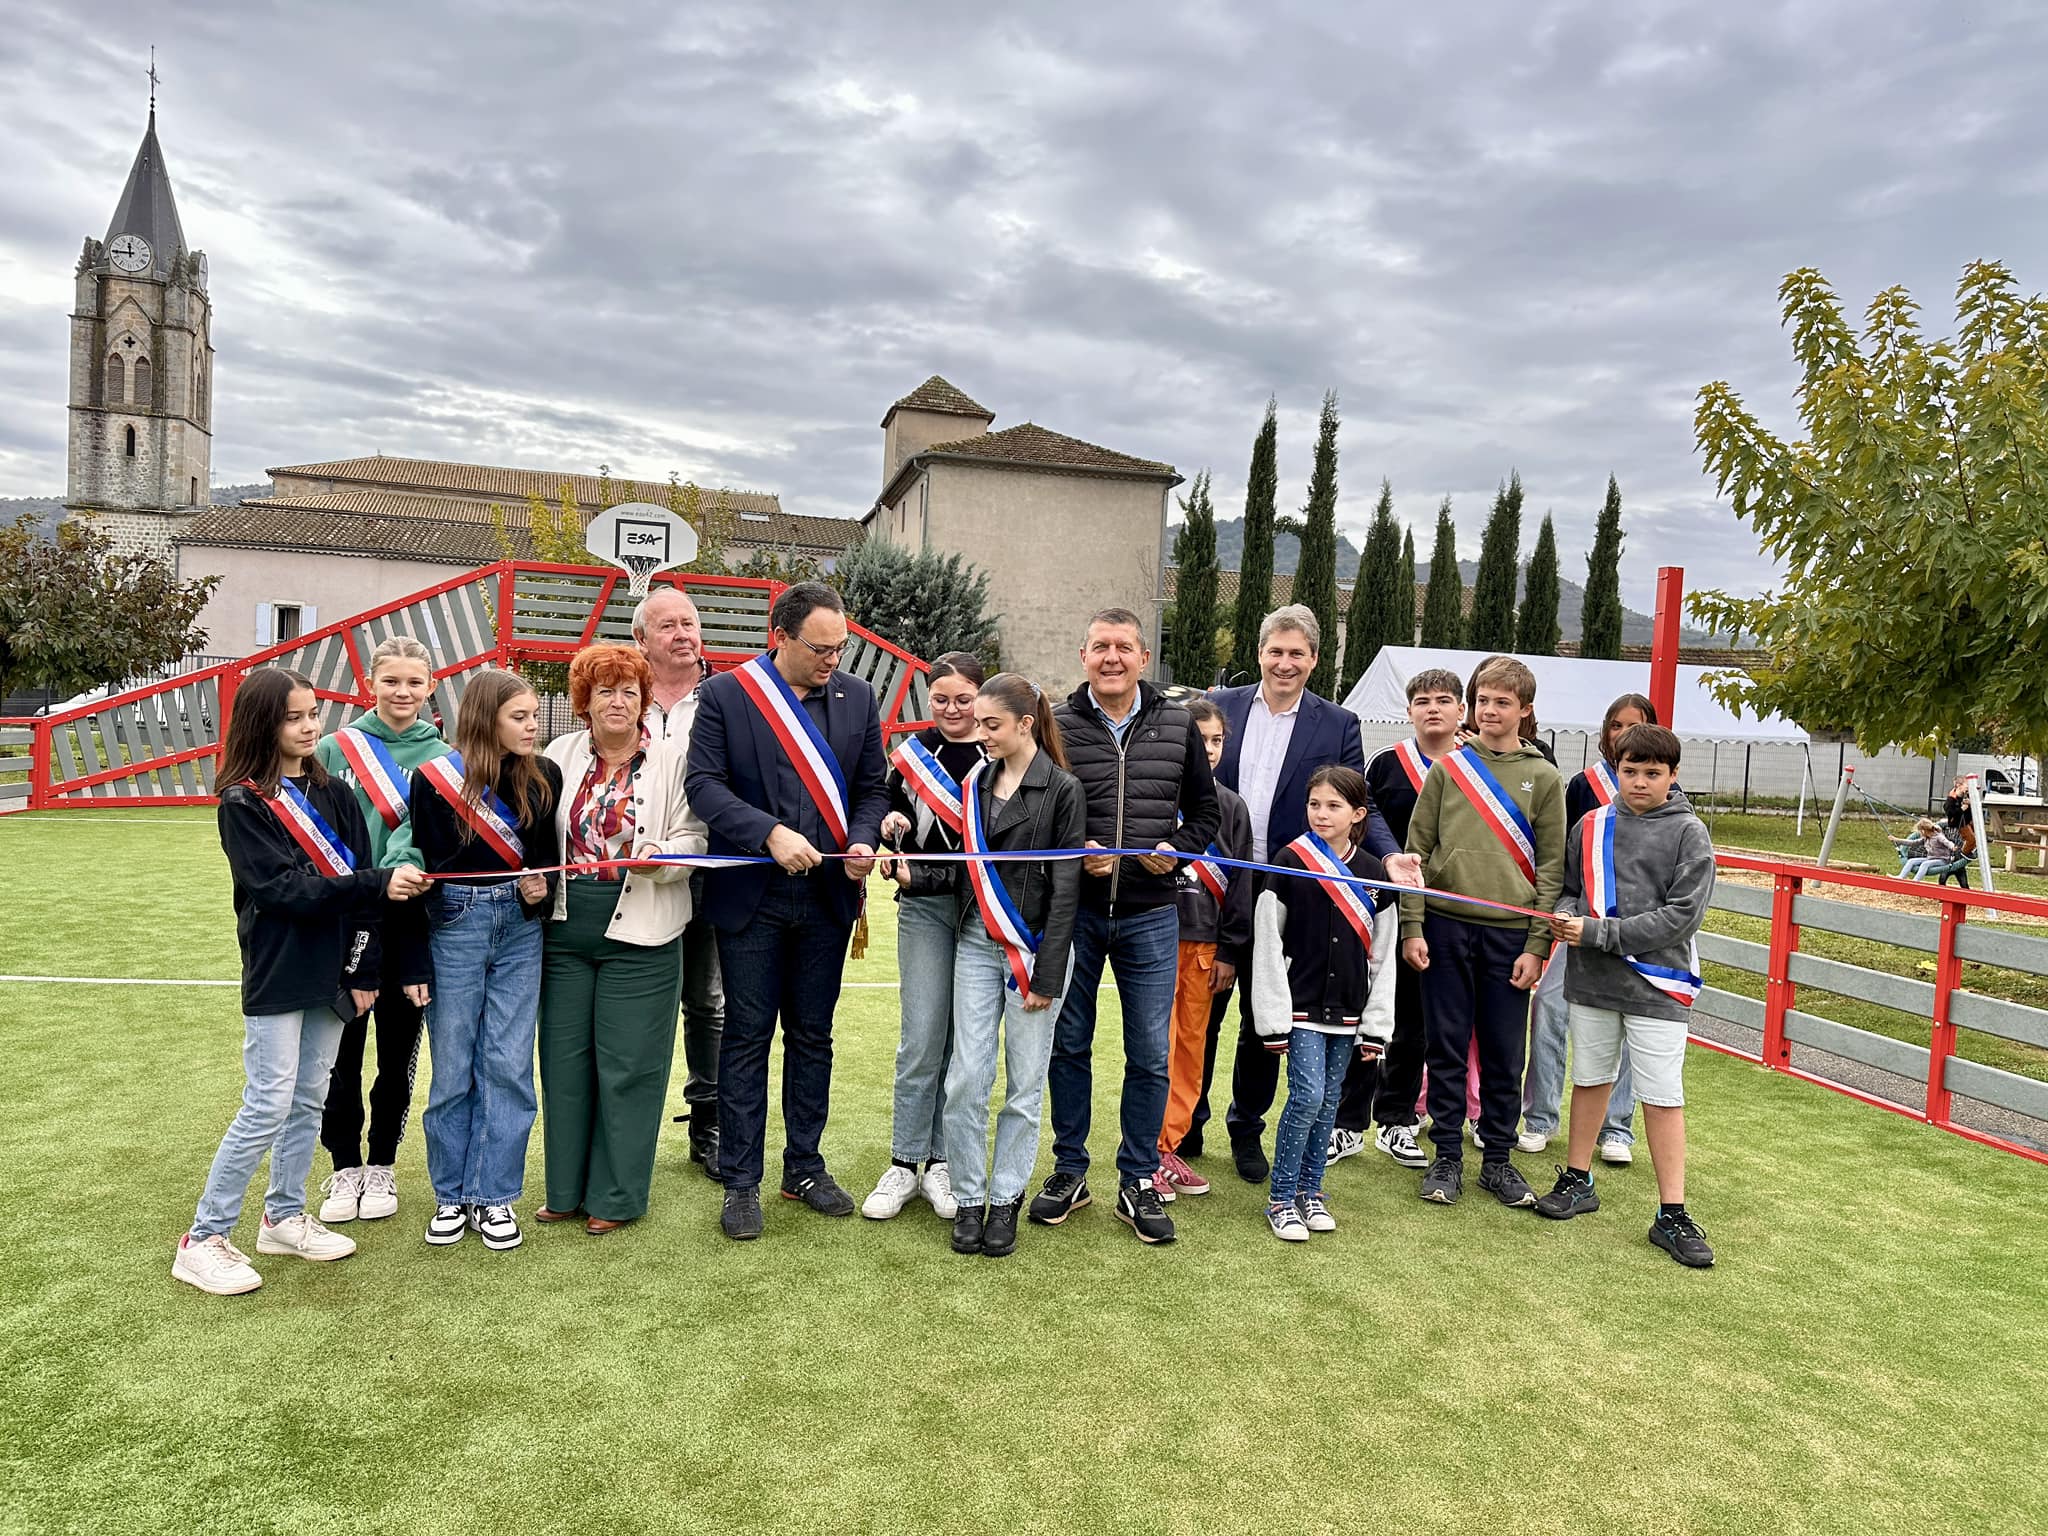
[941,673,1086,1259]
[174,668,427,1296]
[863,653,986,1223]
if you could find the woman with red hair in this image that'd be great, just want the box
[537,643,709,1234]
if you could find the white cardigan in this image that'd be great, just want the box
[544,730,709,946]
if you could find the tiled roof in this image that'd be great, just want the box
[265,454,781,517]
[1558,641,1767,667]
[920,422,1179,479]
[1166,567,1465,614]
[880,375,994,426]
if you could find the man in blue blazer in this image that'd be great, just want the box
[1203,605,1417,1184]
[685,582,888,1240]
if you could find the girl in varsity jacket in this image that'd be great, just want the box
[1251,765,1401,1242]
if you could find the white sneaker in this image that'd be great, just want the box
[1267,1201,1310,1243]
[1327,1127,1366,1164]
[1375,1124,1429,1169]
[317,1166,363,1223]
[426,1203,467,1245]
[862,1164,919,1220]
[471,1203,522,1251]
[1516,1128,1551,1154]
[1297,1194,1338,1233]
[357,1165,399,1220]
[172,1232,263,1295]
[256,1212,357,1262]
[1598,1135,1634,1166]
[919,1161,959,1220]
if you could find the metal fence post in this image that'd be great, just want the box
[1762,872,1800,1069]
[1925,900,1965,1127]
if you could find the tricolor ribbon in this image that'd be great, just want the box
[961,761,1041,993]
[1176,811,1229,902]
[334,727,413,830]
[1284,830,1378,952]
[1394,738,1433,793]
[417,753,526,868]
[733,652,850,850]
[889,735,966,839]
[1587,758,1618,808]
[255,778,357,875]
[1441,746,1538,885]
[1583,805,1703,1007]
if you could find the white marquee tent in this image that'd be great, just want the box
[1341,647,1809,744]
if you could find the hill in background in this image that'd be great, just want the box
[1,483,271,541]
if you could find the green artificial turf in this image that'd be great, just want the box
[2,809,2046,1536]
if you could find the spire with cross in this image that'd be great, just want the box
[148,47,159,116]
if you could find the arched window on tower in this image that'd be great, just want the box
[106,353,126,404]
[124,425,137,457]
[133,357,152,407]
[190,477,199,505]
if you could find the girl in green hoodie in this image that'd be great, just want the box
[309,636,453,1227]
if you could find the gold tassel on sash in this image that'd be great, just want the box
[851,897,870,960]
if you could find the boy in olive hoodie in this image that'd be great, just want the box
[1400,657,1564,1209]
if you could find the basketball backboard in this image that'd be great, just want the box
[584,502,700,595]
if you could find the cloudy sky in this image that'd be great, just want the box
[3,0,2044,610]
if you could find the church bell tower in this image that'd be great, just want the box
[66,87,214,560]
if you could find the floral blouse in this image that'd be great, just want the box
[567,728,650,880]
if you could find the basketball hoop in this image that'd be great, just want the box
[585,502,698,597]
[620,554,663,598]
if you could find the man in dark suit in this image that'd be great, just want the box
[1202,604,1419,1183]
[684,582,888,1240]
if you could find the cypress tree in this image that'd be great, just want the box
[1420,496,1464,648]
[1467,471,1523,652]
[1229,399,1280,682]
[1398,527,1417,646]
[1341,478,1404,695]
[1516,511,1562,655]
[1293,390,1343,697]
[1167,470,1219,686]
[1581,473,1626,659]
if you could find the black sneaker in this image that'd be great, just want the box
[720,1185,763,1241]
[951,1203,986,1255]
[981,1200,1020,1258]
[687,1114,720,1183]
[1534,1166,1600,1221]
[1231,1138,1270,1184]
[1027,1170,1091,1226]
[1650,1209,1716,1268]
[1419,1156,1463,1204]
[1115,1180,1177,1245]
[779,1171,855,1217]
[1478,1161,1538,1209]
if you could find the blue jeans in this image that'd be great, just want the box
[191,1007,346,1239]
[944,926,1069,1205]
[1048,902,1178,1185]
[1271,1029,1352,1204]
[423,883,543,1206]
[891,893,957,1164]
[1523,953,1635,1143]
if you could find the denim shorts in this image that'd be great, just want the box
[1568,1002,1686,1107]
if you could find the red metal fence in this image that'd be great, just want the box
[0,561,932,811]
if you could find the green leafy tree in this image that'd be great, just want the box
[1291,391,1343,696]
[1342,479,1406,694]
[1167,469,1220,686]
[0,514,219,699]
[1580,474,1625,659]
[1228,398,1280,682]
[1467,472,1523,652]
[1398,528,1417,647]
[1692,261,2048,753]
[1420,497,1464,647]
[1516,512,1562,656]
[833,536,1002,670]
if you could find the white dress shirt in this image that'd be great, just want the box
[1237,687,1303,862]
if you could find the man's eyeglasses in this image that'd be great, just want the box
[783,632,849,660]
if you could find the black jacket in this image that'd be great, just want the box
[884,727,984,900]
[955,750,1088,998]
[1053,681,1220,913]
[218,777,392,1018]
[402,758,563,920]
[1363,740,1430,850]
[1250,841,1400,1039]
[1174,781,1254,964]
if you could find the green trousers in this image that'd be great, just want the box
[538,880,685,1221]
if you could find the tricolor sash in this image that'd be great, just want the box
[889,735,966,840]
[417,752,526,868]
[1394,738,1433,793]
[1441,747,1538,884]
[1284,830,1376,952]
[962,761,1040,993]
[255,779,357,876]
[1581,806,1702,1007]
[334,727,413,830]
[1176,812,1229,902]
[733,652,849,850]
[1587,758,1618,807]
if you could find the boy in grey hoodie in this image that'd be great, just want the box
[1534,724,1718,1268]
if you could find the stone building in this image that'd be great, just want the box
[64,108,214,558]
[863,377,1182,691]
